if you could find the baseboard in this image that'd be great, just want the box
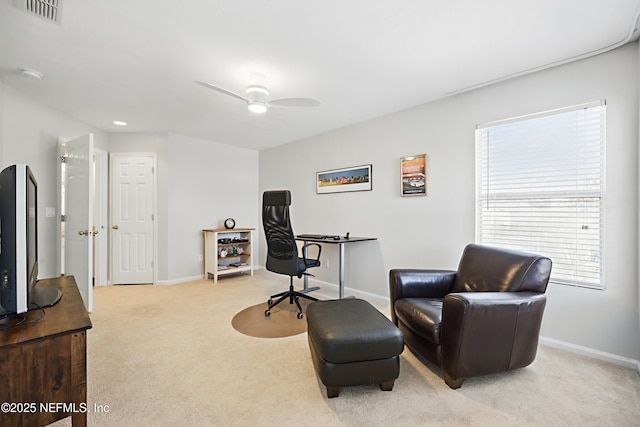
[156,275,205,285]
[305,277,388,305]
[539,336,639,370]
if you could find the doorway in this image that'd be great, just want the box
[59,140,157,311]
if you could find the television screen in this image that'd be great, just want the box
[0,164,60,317]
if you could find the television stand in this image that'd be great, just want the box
[0,275,92,427]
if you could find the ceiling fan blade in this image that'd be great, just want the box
[267,97,320,108]
[194,80,247,103]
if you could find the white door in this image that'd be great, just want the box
[61,134,94,311]
[110,154,155,284]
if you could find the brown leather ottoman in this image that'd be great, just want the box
[306,298,404,398]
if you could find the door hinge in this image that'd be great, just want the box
[61,155,67,163]
[151,214,154,221]
[61,214,66,222]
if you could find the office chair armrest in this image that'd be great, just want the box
[302,242,322,267]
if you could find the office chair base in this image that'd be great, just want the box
[265,278,318,319]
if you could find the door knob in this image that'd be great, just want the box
[112,225,119,230]
[78,230,88,236]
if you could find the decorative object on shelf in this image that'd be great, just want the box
[401,154,427,197]
[316,164,372,194]
[224,218,236,229]
[220,248,228,258]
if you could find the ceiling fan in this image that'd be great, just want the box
[195,74,320,114]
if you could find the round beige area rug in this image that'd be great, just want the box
[231,298,313,338]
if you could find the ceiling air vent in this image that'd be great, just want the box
[21,0,63,24]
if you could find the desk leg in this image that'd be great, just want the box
[339,243,345,299]
[302,241,320,294]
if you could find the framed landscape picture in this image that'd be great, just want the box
[401,154,427,196]
[316,164,372,194]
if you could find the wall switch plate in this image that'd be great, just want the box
[46,207,56,217]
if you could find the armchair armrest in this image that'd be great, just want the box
[389,269,456,300]
[440,292,547,386]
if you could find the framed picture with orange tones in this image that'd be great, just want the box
[316,164,372,194]
[400,154,427,196]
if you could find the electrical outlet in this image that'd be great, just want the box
[324,258,330,268]
[198,254,203,262]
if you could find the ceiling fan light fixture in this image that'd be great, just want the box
[248,102,267,114]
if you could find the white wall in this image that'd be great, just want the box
[108,132,260,284]
[0,84,108,279]
[260,42,640,361]
[165,133,259,283]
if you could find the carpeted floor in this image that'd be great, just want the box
[51,271,640,427]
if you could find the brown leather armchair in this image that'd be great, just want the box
[389,244,551,388]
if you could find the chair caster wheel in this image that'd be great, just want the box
[268,299,273,305]
[297,312,304,319]
[265,310,271,317]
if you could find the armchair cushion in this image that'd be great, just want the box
[394,298,443,345]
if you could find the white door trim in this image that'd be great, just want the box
[93,148,108,286]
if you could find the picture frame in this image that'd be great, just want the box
[316,164,372,194]
[401,154,427,196]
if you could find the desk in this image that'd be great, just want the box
[0,276,92,427]
[296,235,377,299]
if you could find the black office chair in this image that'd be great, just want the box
[262,190,321,319]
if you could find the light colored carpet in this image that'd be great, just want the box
[51,272,640,427]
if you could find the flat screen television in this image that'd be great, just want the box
[0,164,61,317]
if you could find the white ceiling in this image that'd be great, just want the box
[1,0,639,151]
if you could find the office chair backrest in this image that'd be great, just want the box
[262,190,299,276]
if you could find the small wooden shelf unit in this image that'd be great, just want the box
[203,228,254,283]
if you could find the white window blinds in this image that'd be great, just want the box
[476,101,606,289]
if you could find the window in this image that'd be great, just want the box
[476,101,606,289]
